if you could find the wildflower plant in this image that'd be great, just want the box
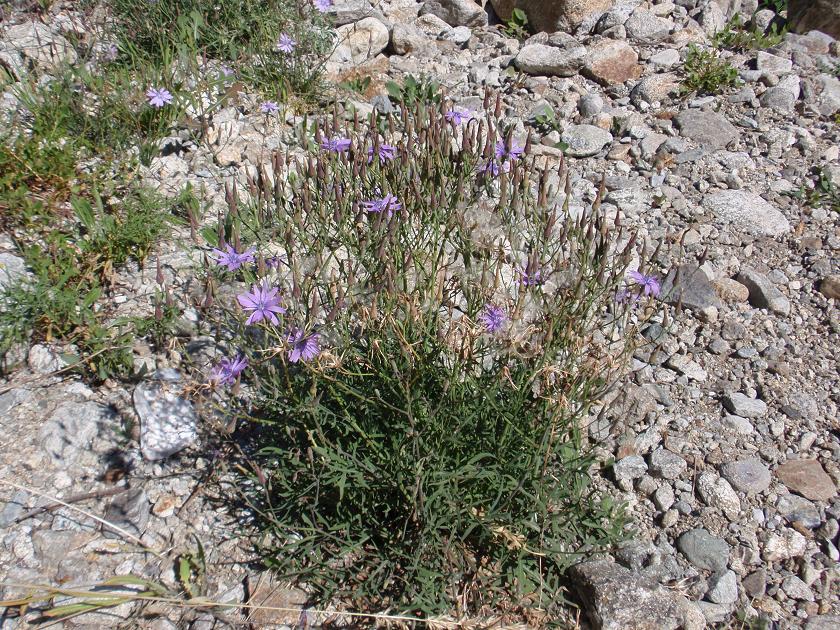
[208,96,658,618]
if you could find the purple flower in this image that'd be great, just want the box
[615,289,639,306]
[146,87,173,108]
[211,244,256,272]
[479,159,511,177]
[210,354,248,386]
[265,254,286,269]
[220,64,234,77]
[628,270,661,297]
[104,43,118,61]
[288,329,320,363]
[314,0,332,11]
[367,143,397,163]
[479,304,507,333]
[276,33,296,53]
[320,136,352,153]
[363,193,402,218]
[445,108,475,125]
[237,285,286,325]
[260,101,279,114]
[495,140,524,161]
[518,267,543,287]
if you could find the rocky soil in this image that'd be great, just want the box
[1,0,839,628]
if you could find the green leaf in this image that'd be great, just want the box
[200,225,219,247]
[71,196,96,232]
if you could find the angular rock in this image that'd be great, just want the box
[722,392,767,418]
[583,39,642,86]
[818,274,840,299]
[561,124,613,157]
[514,43,586,77]
[103,487,150,539]
[624,9,673,44]
[703,190,790,238]
[763,528,807,562]
[420,0,488,27]
[782,575,814,601]
[673,110,738,150]
[0,21,77,78]
[649,448,687,480]
[776,494,821,529]
[776,459,837,501]
[630,73,680,105]
[720,459,771,494]
[665,354,708,382]
[247,572,309,626]
[614,455,648,481]
[331,17,390,64]
[707,570,738,605]
[326,0,382,27]
[756,51,793,75]
[135,369,198,461]
[40,402,115,467]
[697,472,741,520]
[735,267,790,315]
[660,264,722,313]
[677,528,730,572]
[0,253,27,289]
[516,0,615,34]
[788,0,840,40]
[391,24,432,55]
[570,559,699,630]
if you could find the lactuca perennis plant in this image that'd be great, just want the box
[202,96,660,619]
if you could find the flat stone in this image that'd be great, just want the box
[103,487,150,539]
[696,472,741,520]
[135,369,198,461]
[583,39,642,86]
[703,190,790,238]
[40,402,116,467]
[720,458,771,494]
[0,253,27,289]
[674,110,738,150]
[776,494,821,529]
[614,455,648,480]
[245,572,309,626]
[561,124,613,157]
[326,0,382,26]
[763,528,808,562]
[707,570,738,605]
[742,569,767,597]
[776,459,837,501]
[818,274,840,299]
[782,575,814,601]
[0,21,77,78]
[806,616,840,630]
[420,0,487,27]
[659,264,722,313]
[756,51,793,75]
[391,23,432,55]
[649,448,688,480]
[722,392,767,418]
[514,43,587,77]
[760,85,797,112]
[630,73,680,105]
[331,17,390,64]
[569,559,697,630]
[514,0,614,33]
[736,267,791,315]
[625,9,673,44]
[677,528,730,572]
[665,354,708,382]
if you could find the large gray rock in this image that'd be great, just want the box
[570,559,703,630]
[721,459,771,494]
[514,42,586,76]
[0,253,28,290]
[788,0,840,40]
[40,402,116,467]
[420,0,488,27]
[0,21,77,79]
[673,110,738,150]
[515,0,615,33]
[660,264,722,313]
[703,190,790,238]
[624,9,673,44]
[330,17,390,64]
[722,392,768,418]
[736,267,791,315]
[135,369,198,461]
[677,528,730,572]
[583,38,642,86]
[561,124,613,157]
